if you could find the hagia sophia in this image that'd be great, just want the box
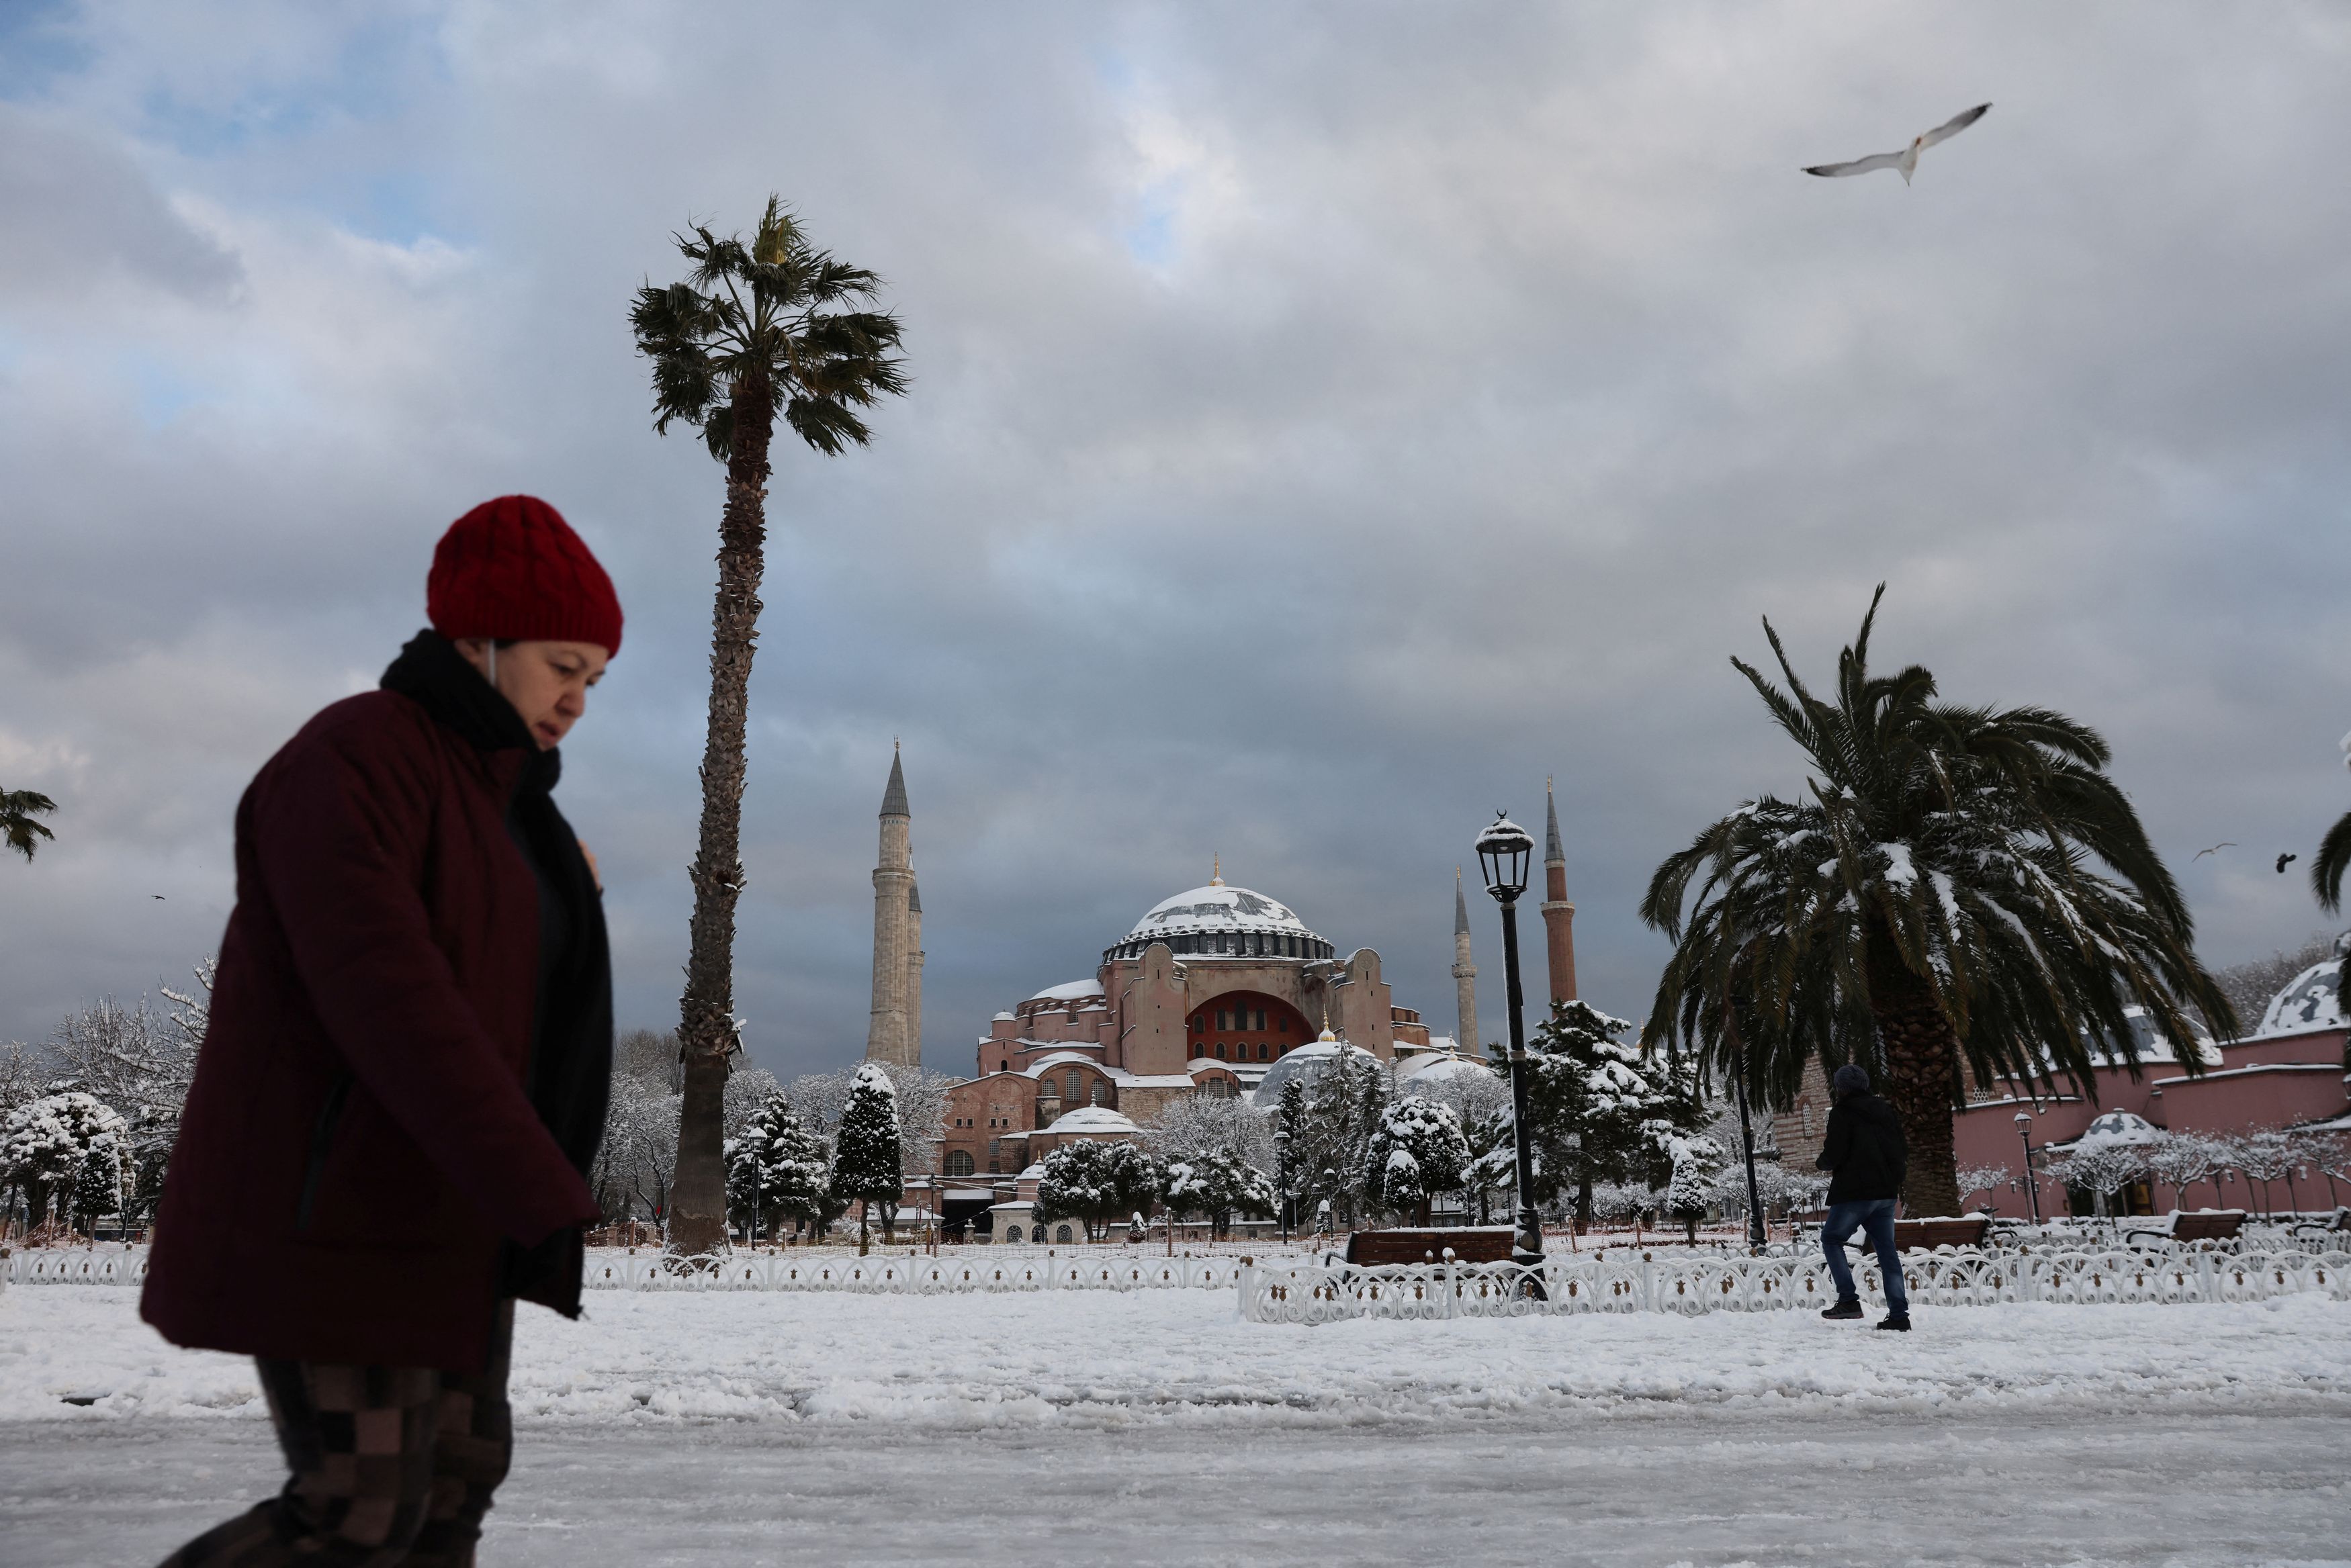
[852,751,2349,1236]
[851,752,1585,1238]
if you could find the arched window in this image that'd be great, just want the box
[1004,1224,1022,1243]
[1064,1069,1082,1100]
[1215,1042,1227,1060]
[945,1150,975,1177]
[1056,1225,1074,1244]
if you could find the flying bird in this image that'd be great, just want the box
[1805,103,1991,184]
[2277,853,2299,874]
[2192,843,2235,860]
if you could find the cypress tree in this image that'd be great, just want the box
[830,1063,903,1253]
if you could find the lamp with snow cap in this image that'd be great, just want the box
[1475,811,1546,1292]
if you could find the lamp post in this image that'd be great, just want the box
[1475,811,1545,1294]
[2014,1111,2040,1225]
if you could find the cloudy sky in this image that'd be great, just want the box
[3,2,2347,1079]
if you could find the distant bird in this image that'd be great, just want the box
[1805,103,1992,185]
[2193,843,2235,861]
[151,894,166,900]
[2277,853,2299,874]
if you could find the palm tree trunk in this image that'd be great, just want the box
[668,375,776,1258]
[1865,928,1963,1217]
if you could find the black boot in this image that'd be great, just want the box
[1876,1311,1910,1331]
[1820,1298,1863,1320]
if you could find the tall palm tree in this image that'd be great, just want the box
[1,788,57,862]
[1640,588,2233,1216]
[631,197,907,1256]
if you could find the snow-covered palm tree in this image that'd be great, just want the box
[1642,588,2233,1216]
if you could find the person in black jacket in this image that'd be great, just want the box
[1814,1063,1911,1330]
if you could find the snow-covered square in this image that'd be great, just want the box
[5,1281,2348,1566]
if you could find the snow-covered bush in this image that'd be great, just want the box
[1,1091,129,1234]
[1034,1140,1162,1241]
[829,1062,904,1250]
[1161,1147,1274,1240]
[1955,1164,2011,1209]
[1362,1097,1470,1224]
[1661,1132,1724,1241]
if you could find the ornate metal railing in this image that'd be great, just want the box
[1237,1244,2351,1324]
[0,1246,1268,1294]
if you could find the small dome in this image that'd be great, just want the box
[2076,1110,2163,1147]
[2258,957,2345,1037]
[1251,1033,1378,1105]
[1045,1107,1138,1136]
[1108,884,1333,963]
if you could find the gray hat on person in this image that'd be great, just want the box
[1830,1063,1871,1097]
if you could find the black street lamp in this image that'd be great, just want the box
[2014,1111,2041,1225]
[1475,811,1545,1293]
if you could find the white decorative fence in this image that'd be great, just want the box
[0,1247,1266,1294]
[1239,1246,2351,1324]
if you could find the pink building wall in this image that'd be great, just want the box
[1952,1025,2348,1218]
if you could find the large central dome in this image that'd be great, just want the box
[1105,884,1333,963]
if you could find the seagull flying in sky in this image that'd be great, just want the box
[2277,853,2299,874]
[2192,843,2235,860]
[1806,103,1991,185]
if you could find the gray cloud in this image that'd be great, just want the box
[3,3,2347,1078]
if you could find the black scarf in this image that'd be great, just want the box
[382,631,613,1308]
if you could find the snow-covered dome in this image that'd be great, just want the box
[2258,957,2345,1038]
[1106,884,1333,963]
[1028,979,1105,1005]
[2075,1110,2164,1148]
[1043,1107,1138,1137]
[2084,1004,2216,1068]
[1249,1030,1378,1105]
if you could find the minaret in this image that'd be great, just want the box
[1452,867,1479,1056]
[904,880,925,1068]
[865,746,916,1065]
[1540,777,1578,1005]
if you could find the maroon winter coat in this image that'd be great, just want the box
[142,633,609,1373]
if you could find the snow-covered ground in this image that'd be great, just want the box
[3,1287,2347,1565]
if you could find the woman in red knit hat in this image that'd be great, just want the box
[145,496,623,1567]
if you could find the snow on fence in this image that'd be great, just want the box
[0,1247,1268,1294]
[1239,1245,2351,1324]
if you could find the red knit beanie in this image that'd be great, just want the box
[428,496,623,655]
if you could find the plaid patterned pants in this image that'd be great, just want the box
[159,1302,515,1567]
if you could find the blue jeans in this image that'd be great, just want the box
[1822,1198,1909,1315]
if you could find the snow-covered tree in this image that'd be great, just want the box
[2144,1132,2227,1211]
[1139,1089,1273,1170]
[1,1091,128,1236]
[1161,1146,1275,1240]
[1503,1000,1706,1226]
[725,1092,835,1242]
[2045,1138,2149,1219]
[1292,1044,1386,1227]
[791,1061,955,1178]
[829,1062,903,1252]
[1272,1077,1308,1231]
[1661,1131,1725,1242]
[1363,1097,1470,1224]
[1954,1164,2011,1211]
[1034,1140,1161,1242]
[592,1064,681,1228]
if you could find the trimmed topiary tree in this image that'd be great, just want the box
[828,1063,903,1253]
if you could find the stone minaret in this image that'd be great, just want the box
[1452,867,1479,1056]
[1540,777,1578,1005]
[865,747,916,1065]
[904,880,924,1067]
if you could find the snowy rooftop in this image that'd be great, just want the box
[2069,1109,2165,1148]
[1028,979,1106,1003]
[1124,884,1322,944]
[1043,1107,1138,1136]
[2258,957,2345,1038]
